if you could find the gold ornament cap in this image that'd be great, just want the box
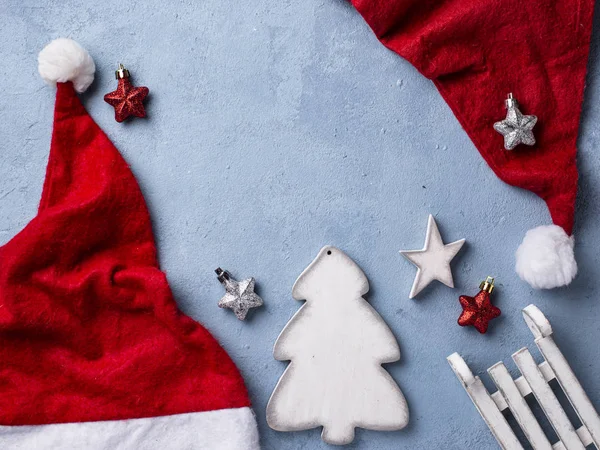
[115,64,130,80]
[479,276,495,294]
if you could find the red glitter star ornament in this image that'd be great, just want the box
[457,277,501,334]
[104,64,149,122]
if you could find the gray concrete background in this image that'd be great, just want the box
[1,1,599,448]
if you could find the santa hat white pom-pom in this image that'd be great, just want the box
[38,38,95,93]
[515,225,577,289]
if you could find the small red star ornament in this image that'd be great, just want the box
[104,64,149,122]
[457,277,501,334]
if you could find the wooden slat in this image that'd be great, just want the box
[448,353,524,450]
[575,425,593,447]
[488,362,553,450]
[513,348,585,450]
[552,426,593,450]
[491,361,556,411]
[536,335,600,448]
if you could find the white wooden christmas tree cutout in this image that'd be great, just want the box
[400,214,465,299]
[266,246,409,445]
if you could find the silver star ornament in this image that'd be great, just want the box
[215,268,263,320]
[493,93,537,150]
[400,215,465,299]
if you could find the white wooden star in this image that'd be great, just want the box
[400,215,465,299]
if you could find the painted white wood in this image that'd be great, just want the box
[447,353,523,449]
[266,246,409,445]
[552,429,594,450]
[512,348,585,450]
[449,305,600,450]
[491,360,556,411]
[400,214,465,299]
[551,427,594,449]
[488,362,553,449]
[524,305,600,448]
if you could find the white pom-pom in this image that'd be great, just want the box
[38,38,95,93]
[515,225,577,289]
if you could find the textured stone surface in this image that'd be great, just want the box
[0,1,599,448]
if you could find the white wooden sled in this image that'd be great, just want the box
[448,305,600,449]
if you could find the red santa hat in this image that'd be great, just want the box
[350,0,595,289]
[0,38,259,449]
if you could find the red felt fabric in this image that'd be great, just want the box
[0,82,250,426]
[351,0,596,234]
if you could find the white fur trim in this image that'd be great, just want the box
[515,225,577,289]
[38,38,95,93]
[0,407,259,450]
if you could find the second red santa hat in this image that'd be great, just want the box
[350,0,596,289]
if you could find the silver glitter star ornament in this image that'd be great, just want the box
[493,93,537,150]
[215,268,263,320]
